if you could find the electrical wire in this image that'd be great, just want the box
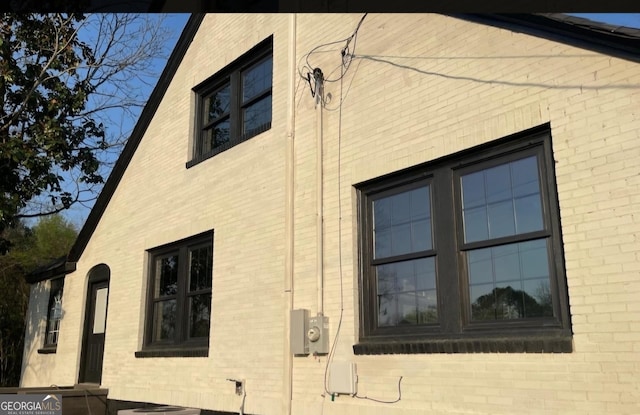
[354,376,403,404]
[299,13,368,103]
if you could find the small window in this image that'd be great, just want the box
[44,277,64,349]
[355,127,572,354]
[140,231,213,356]
[188,36,273,167]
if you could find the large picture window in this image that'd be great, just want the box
[355,126,572,354]
[138,231,213,357]
[188,36,272,167]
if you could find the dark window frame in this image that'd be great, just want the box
[38,277,65,354]
[355,125,572,354]
[187,36,273,168]
[137,231,213,358]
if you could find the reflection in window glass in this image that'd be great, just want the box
[152,300,176,341]
[205,84,231,121]
[243,95,271,134]
[373,186,431,259]
[156,254,178,297]
[376,257,437,327]
[45,278,64,346]
[462,156,543,243]
[468,239,553,320]
[189,246,213,292]
[189,294,211,338]
[242,57,272,102]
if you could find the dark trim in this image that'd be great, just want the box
[453,14,640,64]
[186,121,271,168]
[37,346,57,354]
[25,256,76,284]
[142,231,213,351]
[355,124,572,348]
[67,14,205,263]
[353,336,573,355]
[134,347,209,358]
[188,36,273,168]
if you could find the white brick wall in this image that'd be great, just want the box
[21,13,640,415]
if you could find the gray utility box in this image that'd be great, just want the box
[290,309,309,355]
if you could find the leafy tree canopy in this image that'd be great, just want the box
[0,14,171,254]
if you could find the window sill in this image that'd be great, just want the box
[135,347,208,358]
[37,346,57,354]
[353,336,573,355]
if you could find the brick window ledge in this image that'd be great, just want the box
[353,336,573,355]
[135,347,208,358]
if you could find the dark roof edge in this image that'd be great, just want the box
[451,13,640,64]
[68,14,205,262]
[25,256,77,284]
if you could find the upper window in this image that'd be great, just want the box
[140,231,213,357]
[356,127,572,354]
[44,277,64,349]
[188,36,273,167]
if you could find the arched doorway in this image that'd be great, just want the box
[78,264,110,384]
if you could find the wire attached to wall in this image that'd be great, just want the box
[299,13,368,104]
[354,376,403,404]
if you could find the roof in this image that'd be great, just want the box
[58,13,639,267]
[456,14,640,63]
[25,256,77,284]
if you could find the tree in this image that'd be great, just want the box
[0,215,77,387]
[0,13,172,253]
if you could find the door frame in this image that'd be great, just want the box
[78,264,110,384]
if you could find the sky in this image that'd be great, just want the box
[569,14,640,28]
[59,13,639,229]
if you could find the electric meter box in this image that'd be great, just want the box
[308,314,329,355]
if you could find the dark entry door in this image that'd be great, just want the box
[79,279,109,384]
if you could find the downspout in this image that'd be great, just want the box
[283,13,297,415]
[316,71,324,317]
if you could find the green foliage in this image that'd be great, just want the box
[0,14,103,253]
[0,215,77,386]
[0,14,172,254]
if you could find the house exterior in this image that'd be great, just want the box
[20,13,640,415]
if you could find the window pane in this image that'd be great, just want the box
[463,206,488,243]
[155,254,178,297]
[376,257,437,327]
[485,164,512,203]
[488,200,515,239]
[522,278,553,317]
[205,119,231,150]
[511,156,540,197]
[461,171,485,208]
[462,155,543,243]
[243,95,271,135]
[189,293,211,338]
[468,239,553,321]
[242,56,272,102]
[205,84,230,122]
[152,299,176,341]
[515,194,544,234]
[46,279,64,345]
[373,185,431,259]
[378,293,398,327]
[189,245,213,292]
[92,287,108,334]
